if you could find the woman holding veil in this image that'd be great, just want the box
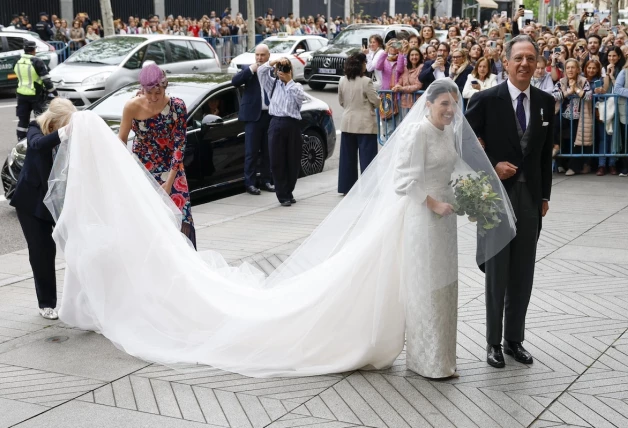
[45,79,515,378]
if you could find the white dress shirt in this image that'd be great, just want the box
[506,79,530,128]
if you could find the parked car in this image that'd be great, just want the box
[2,73,336,201]
[227,34,328,82]
[0,28,58,89]
[303,24,419,90]
[50,35,221,107]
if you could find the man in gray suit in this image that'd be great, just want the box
[465,35,554,368]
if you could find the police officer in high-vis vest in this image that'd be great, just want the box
[14,40,57,141]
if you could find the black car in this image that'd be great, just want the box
[304,24,419,90]
[2,73,336,200]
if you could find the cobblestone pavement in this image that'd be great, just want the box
[0,170,627,428]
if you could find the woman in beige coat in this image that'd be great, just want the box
[338,53,380,194]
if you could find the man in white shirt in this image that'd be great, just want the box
[465,35,554,370]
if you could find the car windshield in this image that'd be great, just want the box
[91,83,206,119]
[248,40,294,53]
[331,28,379,45]
[65,37,146,65]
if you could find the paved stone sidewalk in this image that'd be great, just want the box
[0,170,627,428]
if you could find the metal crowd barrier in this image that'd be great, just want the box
[554,93,628,159]
[203,35,250,66]
[49,40,83,63]
[376,90,424,146]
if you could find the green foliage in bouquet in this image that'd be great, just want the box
[449,172,504,237]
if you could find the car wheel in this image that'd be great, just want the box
[308,81,326,90]
[300,131,326,176]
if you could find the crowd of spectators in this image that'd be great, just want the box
[6,8,628,175]
[355,9,628,176]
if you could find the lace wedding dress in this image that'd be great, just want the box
[45,80,515,378]
[394,118,459,378]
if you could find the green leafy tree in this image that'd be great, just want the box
[523,0,540,19]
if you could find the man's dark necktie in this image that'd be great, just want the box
[263,90,270,106]
[516,92,527,134]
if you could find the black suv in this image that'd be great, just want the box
[304,24,419,90]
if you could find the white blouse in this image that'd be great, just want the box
[462,73,497,99]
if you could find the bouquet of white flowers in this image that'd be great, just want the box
[450,172,505,236]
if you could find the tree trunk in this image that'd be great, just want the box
[247,0,255,51]
[611,0,619,25]
[99,0,114,37]
[350,0,355,23]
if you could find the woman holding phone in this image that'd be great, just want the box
[462,57,496,101]
[597,48,626,175]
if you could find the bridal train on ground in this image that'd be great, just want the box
[45,80,515,378]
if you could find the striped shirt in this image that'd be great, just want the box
[258,62,307,120]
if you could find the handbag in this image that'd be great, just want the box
[379,63,399,120]
[596,96,615,134]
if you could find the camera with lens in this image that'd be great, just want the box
[276,62,292,73]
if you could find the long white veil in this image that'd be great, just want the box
[42,79,515,377]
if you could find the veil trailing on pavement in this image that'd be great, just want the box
[43,79,515,378]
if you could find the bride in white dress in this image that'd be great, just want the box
[393,84,461,378]
[44,79,515,378]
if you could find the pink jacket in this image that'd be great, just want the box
[397,65,423,108]
[374,53,406,90]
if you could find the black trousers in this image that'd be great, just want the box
[268,117,302,202]
[16,95,45,141]
[244,111,272,187]
[338,132,378,194]
[16,209,57,309]
[485,181,539,345]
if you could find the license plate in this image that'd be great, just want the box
[57,92,69,99]
[318,68,335,74]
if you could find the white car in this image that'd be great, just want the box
[0,29,58,70]
[50,34,220,108]
[227,34,329,82]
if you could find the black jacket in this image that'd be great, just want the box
[419,60,450,90]
[465,81,554,211]
[10,122,62,222]
[451,64,474,95]
[232,65,265,122]
[35,20,53,41]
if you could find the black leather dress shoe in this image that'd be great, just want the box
[503,341,534,364]
[280,201,292,207]
[487,344,505,368]
[262,182,275,192]
[290,198,296,204]
[246,186,261,195]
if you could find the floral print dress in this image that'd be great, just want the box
[132,97,196,245]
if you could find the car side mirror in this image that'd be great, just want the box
[201,114,223,132]
[295,49,305,54]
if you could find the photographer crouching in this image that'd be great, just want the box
[253,57,307,207]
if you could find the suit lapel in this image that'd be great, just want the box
[526,88,541,156]
[497,82,523,156]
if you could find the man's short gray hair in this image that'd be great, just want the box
[504,35,539,60]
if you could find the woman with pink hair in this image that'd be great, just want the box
[118,64,196,248]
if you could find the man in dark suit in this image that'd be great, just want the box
[10,112,72,320]
[419,42,450,90]
[465,35,554,369]
[231,44,275,195]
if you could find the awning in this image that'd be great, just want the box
[476,0,499,8]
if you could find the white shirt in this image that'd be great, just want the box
[434,68,447,80]
[506,79,530,128]
[366,49,385,90]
